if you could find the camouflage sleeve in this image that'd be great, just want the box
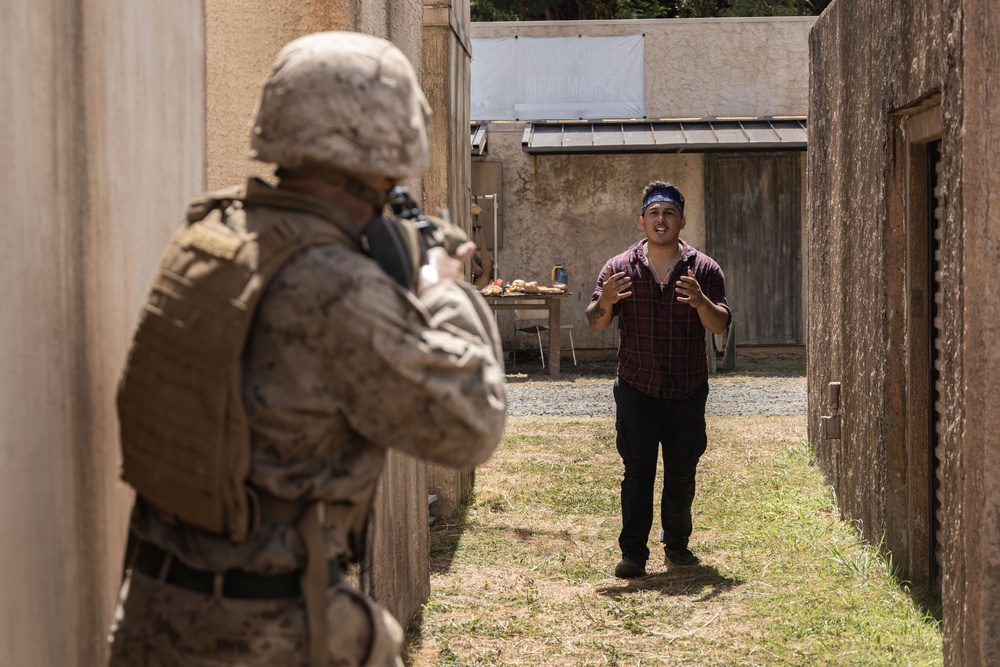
[319,252,506,468]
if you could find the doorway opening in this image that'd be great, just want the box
[899,102,943,609]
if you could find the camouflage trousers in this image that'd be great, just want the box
[107,570,403,667]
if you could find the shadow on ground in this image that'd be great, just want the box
[427,509,472,575]
[596,564,744,602]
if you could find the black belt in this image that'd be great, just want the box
[132,539,341,599]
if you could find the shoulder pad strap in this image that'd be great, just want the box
[186,185,246,223]
[241,179,361,247]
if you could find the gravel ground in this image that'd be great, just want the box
[505,377,807,417]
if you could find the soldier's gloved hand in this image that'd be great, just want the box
[417,214,470,257]
[419,241,476,289]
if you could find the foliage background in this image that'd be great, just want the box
[471,0,832,21]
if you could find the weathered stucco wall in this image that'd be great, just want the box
[953,0,1000,661]
[2,2,467,663]
[472,17,812,119]
[476,124,705,349]
[422,1,478,521]
[205,0,420,192]
[470,18,811,351]
[809,0,999,662]
[1,2,205,666]
[423,0,472,228]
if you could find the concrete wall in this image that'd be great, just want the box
[422,0,479,520]
[472,17,812,120]
[808,0,944,551]
[0,2,205,666]
[808,0,1000,662]
[205,0,424,192]
[477,125,706,348]
[470,18,812,349]
[958,0,1000,661]
[423,0,473,228]
[1,2,471,664]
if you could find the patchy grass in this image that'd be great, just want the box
[403,414,942,666]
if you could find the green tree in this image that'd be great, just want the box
[471,0,618,21]
[470,0,831,21]
[716,0,831,16]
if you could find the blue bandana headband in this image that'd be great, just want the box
[642,189,684,215]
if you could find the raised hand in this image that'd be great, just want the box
[600,267,633,305]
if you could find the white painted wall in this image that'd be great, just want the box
[472,17,813,119]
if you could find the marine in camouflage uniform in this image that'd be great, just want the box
[107,32,506,667]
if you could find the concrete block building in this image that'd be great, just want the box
[469,18,814,353]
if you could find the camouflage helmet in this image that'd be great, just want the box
[250,31,430,179]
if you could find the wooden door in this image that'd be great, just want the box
[705,152,804,345]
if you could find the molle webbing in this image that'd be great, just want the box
[117,185,355,542]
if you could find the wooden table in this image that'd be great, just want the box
[484,292,570,377]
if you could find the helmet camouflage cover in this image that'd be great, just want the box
[250,31,431,179]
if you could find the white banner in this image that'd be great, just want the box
[471,35,645,121]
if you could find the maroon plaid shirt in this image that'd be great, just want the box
[590,240,730,399]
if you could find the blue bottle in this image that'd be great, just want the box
[552,264,568,285]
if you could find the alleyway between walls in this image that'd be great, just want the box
[404,368,943,666]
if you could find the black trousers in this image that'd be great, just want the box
[613,377,709,564]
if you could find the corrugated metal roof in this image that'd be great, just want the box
[521,118,807,154]
[470,123,488,155]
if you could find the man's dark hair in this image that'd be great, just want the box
[641,181,685,214]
